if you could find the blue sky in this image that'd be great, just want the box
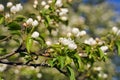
[107,0,120,13]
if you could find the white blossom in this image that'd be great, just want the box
[67,32,72,37]
[59,8,68,16]
[77,30,86,37]
[0,4,4,12]
[93,66,102,71]
[59,38,70,45]
[0,64,7,72]
[68,43,77,50]
[31,31,39,38]
[16,3,23,12]
[36,16,41,21]
[59,38,77,50]
[14,69,19,74]
[55,0,63,7]
[100,46,108,52]
[84,38,97,45]
[7,2,13,8]
[33,4,37,8]
[112,26,118,33]
[98,73,108,78]
[37,73,42,78]
[60,16,68,21]
[34,0,38,5]
[44,5,50,9]
[32,20,39,26]
[41,1,46,6]
[46,40,52,46]
[117,30,120,35]
[5,13,10,19]
[72,28,80,35]
[10,6,17,14]
[26,18,33,25]
[48,0,52,4]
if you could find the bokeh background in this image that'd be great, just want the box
[0,0,120,80]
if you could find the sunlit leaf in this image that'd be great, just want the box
[26,36,33,53]
[115,40,120,55]
[0,14,4,24]
[67,66,75,80]
[65,56,72,66]
[58,56,65,69]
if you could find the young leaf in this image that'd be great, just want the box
[48,58,57,67]
[98,48,104,58]
[7,21,21,30]
[15,15,25,22]
[0,14,4,24]
[73,53,83,70]
[26,36,33,53]
[57,56,65,69]
[115,40,120,55]
[65,56,72,66]
[67,66,75,80]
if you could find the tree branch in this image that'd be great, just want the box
[0,52,16,60]
[0,44,26,60]
[0,60,50,67]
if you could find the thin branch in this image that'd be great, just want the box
[0,52,16,60]
[0,60,50,67]
[0,44,25,60]
[54,65,68,76]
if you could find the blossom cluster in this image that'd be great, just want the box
[112,26,120,35]
[71,28,86,37]
[59,37,77,50]
[26,18,39,27]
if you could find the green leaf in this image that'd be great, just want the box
[15,15,25,22]
[73,53,83,70]
[0,48,6,54]
[0,14,4,24]
[45,15,51,24]
[19,52,27,57]
[57,56,65,69]
[10,30,21,36]
[116,40,120,55]
[48,58,57,67]
[67,66,75,80]
[33,36,46,48]
[7,21,21,30]
[85,45,91,54]
[26,36,33,53]
[65,56,72,66]
[98,48,104,58]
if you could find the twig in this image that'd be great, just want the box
[0,60,50,67]
[0,52,16,60]
[0,44,24,60]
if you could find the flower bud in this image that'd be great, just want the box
[41,1,46,6]
[10,6,17,14]
[100,46,108,52]
[48,0,52,4]
[55,0,63,7]
[7,2,13,8]
[32,20,39,26]
[0,4,4,12]
[112,26,118,33]
[44,5,50,9]
[68,43,77,50]
[72,28,79,35]
[31,31,39,38]
[26,18,33,25]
